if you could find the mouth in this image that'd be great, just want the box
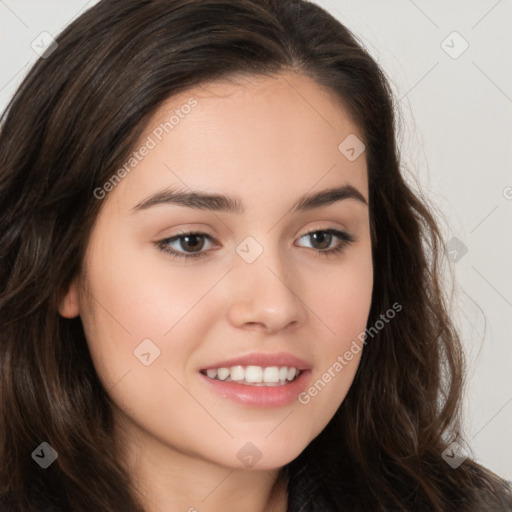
[199,365,302,387]
[198,365,312,407]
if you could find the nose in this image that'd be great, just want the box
[226,244,308,334]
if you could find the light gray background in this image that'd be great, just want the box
[1,0,511,480]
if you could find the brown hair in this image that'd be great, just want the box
[1,1,511,510]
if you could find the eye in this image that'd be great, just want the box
[156,231,218,259]
[155,228,355,260]
[296,228,355,258]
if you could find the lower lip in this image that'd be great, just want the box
[199,370,311,408]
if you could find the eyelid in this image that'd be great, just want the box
[298,223,348,238]
[159,222,350,242]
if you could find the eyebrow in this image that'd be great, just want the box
[131,184,368,214]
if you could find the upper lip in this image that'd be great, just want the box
[200,352,312,371]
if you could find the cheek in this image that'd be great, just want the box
[309,245,373,349]
[296,249,372,432]
[78,252,205,442]
[81,239,207,341]
[78,235,230,412]
[76,245,181,390]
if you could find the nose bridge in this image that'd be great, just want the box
[227,233,306,331]
[236,233,290,288]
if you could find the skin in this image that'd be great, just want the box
[59,70,373,512]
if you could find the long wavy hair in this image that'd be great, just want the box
[1,1,511,510]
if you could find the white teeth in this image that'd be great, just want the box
[202,365,302,385]
[263,366,280,383]
[245,365,263,383]
[216,368,230,380]
[286,367,297,381]
[230,365,245,381]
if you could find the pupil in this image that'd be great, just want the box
[183,234,203,252]
[312,232,330,250]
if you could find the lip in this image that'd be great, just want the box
[199,352,312,371]
[199,368,312,408]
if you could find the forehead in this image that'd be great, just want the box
[154,70,363,145]
[105,70,368,214]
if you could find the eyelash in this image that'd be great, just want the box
[155,228,355,260]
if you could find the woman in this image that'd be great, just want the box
[1,0,510,510]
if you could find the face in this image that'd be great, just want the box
[60,71,373,471]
